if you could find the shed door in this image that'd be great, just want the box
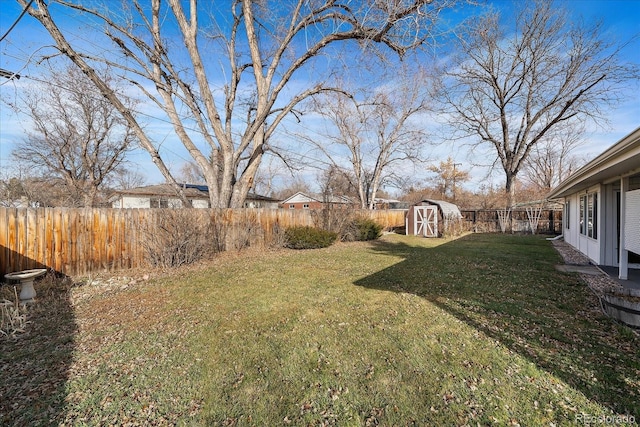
[414,206,438,237]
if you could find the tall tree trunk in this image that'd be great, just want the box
[505,173,517,209]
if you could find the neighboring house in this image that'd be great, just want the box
[110,184,280,209]
[279,192,355,210]
[243,193,281,209]
[547,127,640,280]
[110,184,210,208]
[0,197,42,208]
[373,198,410,210]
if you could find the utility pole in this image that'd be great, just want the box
[453,163,462,202]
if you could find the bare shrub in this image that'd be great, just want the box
[141,209,214,268]
[440,218,473,239]
[229,211,263,251]
[268,222,289,249]
[311,208,356,241]
[1,287,29,338]
[210,210,229,253]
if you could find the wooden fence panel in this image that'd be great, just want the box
[0,209,6,272]
[0,207,407,278]
[8,209,18,272]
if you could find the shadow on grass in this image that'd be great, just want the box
[0,264,77,426]
[354,233,640,417]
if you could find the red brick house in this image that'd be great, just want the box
[279,192,355,210]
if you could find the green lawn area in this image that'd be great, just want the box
[2,233,639,426]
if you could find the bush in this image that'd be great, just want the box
[284,226,337,249]
[141,209,214,268]
[341,217,384,241]
[351,217,383,241]
[310,208,354,238]
[440,217,472,239]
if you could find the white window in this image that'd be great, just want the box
[150,197,169,208]
[303,204,309,209]
[289,204,295,209]
[579,193,597,239]
[564,201,570,229]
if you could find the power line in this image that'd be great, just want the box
[0,18,351,174]
[2,51,333,161]
[0,0,36,80]
[0,0,35,43]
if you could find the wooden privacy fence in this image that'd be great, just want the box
[0,207,406,278]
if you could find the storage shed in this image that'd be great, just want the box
[405,199,463,237]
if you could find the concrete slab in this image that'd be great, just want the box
[598,266,640,290]
[555,264,602,275]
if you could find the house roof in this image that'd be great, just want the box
[374,198,402,204]
[280,191,354,205]
[245,192,281,202]
[110,184,209,201]
[418,199,463,219]
[110,184,280,202]
[547,127,640,199]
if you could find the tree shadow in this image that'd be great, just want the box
[1,247,77,426]
[354,234,640,417]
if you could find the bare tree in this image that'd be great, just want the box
[318,165,358,200]
[19,0,458,208]
[521,129,586,191]
[307,69,431,209]
[0,177,27,206]
[442,0,639,207]
[112,169,148,190]
[272,176,312,201]
[251,157,288,197]
[9,65,137,207]
[427,157,470,201]
[178,161,207,186]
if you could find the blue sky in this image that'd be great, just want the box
[1,0,639,194]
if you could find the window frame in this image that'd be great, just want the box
[579,192,598,239]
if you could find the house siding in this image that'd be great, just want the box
[282,201,324,210]
[115,196,151,209]
[279,192,354,210]
[110,184,278,209]
[113,195,210,209]
[562,179,640,268]
[626,189,640,254]
[192,199,210,208]
[602,183,620,266]
[565,184,603,265]
[549,127,640,278]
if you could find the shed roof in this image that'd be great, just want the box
[418,199,463,219]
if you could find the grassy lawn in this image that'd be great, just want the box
[2,233,639,425]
